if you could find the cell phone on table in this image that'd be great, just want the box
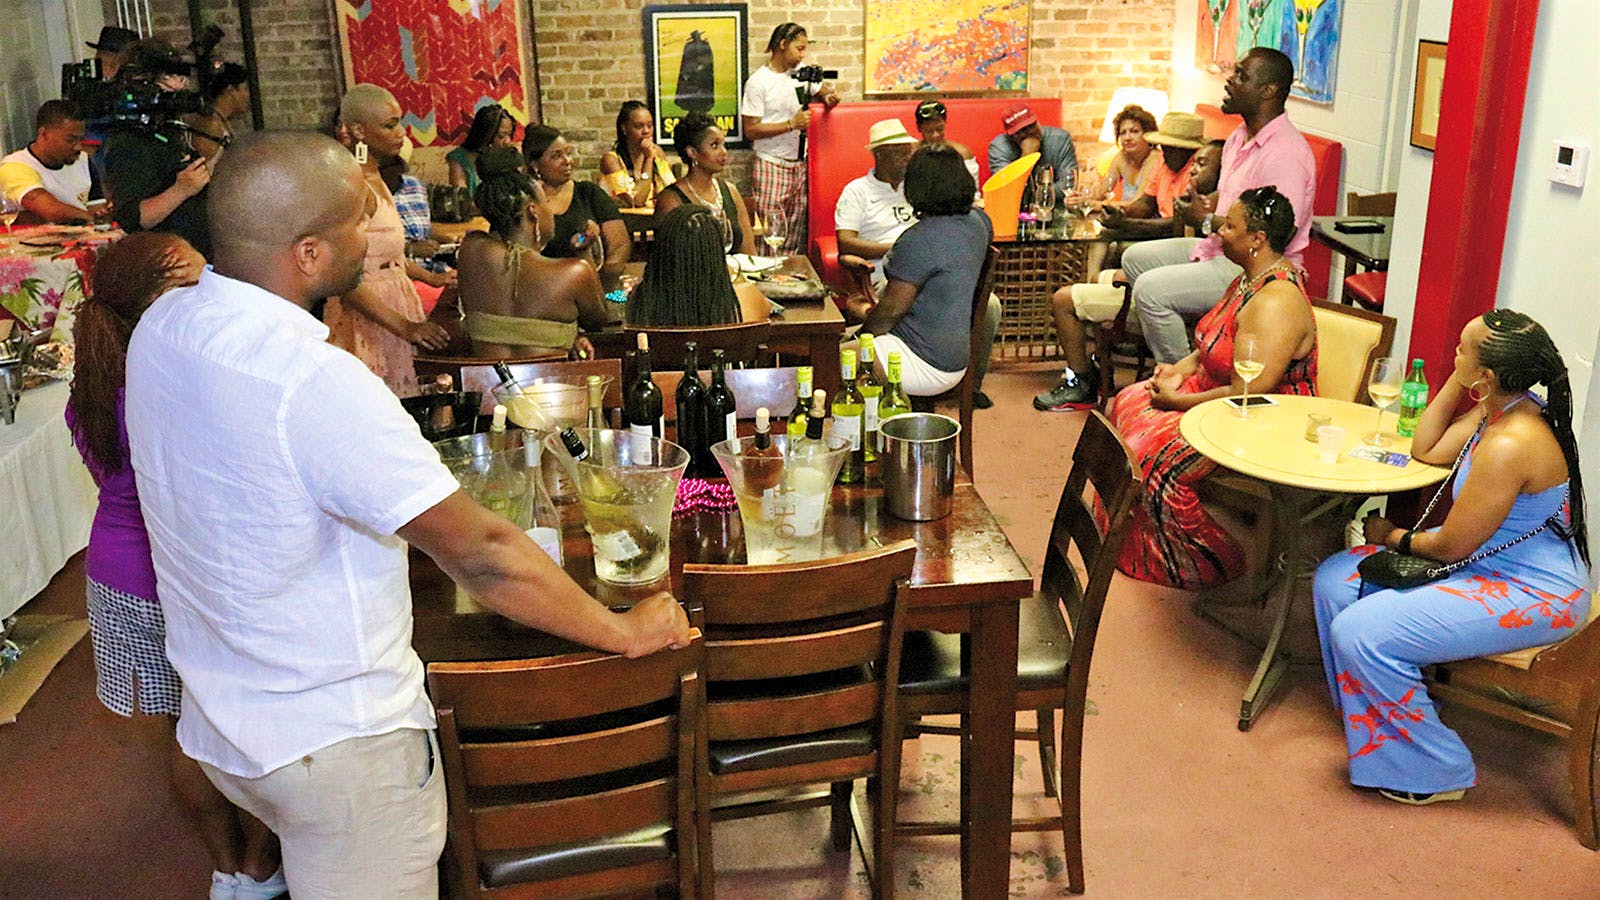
[1224,394,1277,409]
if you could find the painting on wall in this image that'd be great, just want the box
[1199,1,1341,104]
[642,4,748,147]
[334,0,537,148]
[1410,40,1446,151]
[864,0,1029,94]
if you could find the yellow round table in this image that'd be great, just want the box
[1179,394,1450,729]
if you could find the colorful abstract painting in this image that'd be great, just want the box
[642,4,747,147]
[864,0,1029,94]
[1201,1,1342,104]
[334,0,537,148]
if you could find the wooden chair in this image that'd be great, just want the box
[624,322,774,371]
[895,411,1142,894]
[1346,191,1397,217]
[458,358,624,419]
[1089,277,1156,407]
[416,351,567,386]
[1338,192,1397,308]
[1425,604,1600,849]
[652,366,802,424]
[955,244,1000,479]
[426,633,704,898]
[682,540,917,899]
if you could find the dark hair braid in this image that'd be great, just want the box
[473,145,536,236]
[1479,308,1588,565]
[627,204,740,326]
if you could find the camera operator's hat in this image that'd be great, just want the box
[87,26,139,53]
[865,119,918,151]
[1144,112,1206,150]
[1001,104,1038,136]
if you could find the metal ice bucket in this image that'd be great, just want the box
[879,413,959,521]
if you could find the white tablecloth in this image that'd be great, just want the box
[1,381,97,617]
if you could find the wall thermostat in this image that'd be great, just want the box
[1551,141,1588,188]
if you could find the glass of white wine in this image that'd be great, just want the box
[1233,338,1265,418]
[762,221,784,259]
[1366,357,1402,447]
[0,197,20,233]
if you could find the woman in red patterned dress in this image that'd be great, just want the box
[1107,187,1318,588]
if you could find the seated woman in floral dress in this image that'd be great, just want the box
[1107,186,1317,589]
[1312,310,1589,805]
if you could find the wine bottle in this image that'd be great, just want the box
[675,342,708,475]
[522,434,563,564]
[832,349,865,484]
[428,373,456,434]
[744,407,784,492]
[478,405,527,524]
[877,351,912,454]
[585,374,606,430]
[1397,358,1429,438]
[786,365,814,440]
[791,389,829,459]
[706,348,738,452]
[626,333,664,440]
[857,334,883,463]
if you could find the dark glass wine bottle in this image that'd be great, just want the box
[675,342,708,475]
[706,349,738,451]
[626,333,664,440]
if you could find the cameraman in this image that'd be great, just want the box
[101,39,212,258]
[739,22,838,256]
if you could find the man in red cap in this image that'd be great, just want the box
[987,102,1078,203]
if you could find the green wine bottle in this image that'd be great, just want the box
[858,334,883,464]
[832,349,865,484]
[787,365,814,440]
[876,351,912,454]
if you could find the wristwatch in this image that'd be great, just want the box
[1199,214,1217,237]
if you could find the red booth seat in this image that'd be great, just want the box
[804,98,1064,294]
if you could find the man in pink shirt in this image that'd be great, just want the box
[1119,47,1316,364]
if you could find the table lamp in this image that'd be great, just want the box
[1097,87,1170,144]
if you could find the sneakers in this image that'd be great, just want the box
[972,390,993,410]
[212,867,288,900]
[1033,369,1098,411]
[1378,788,1466,806]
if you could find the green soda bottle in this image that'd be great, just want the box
[1397,358,1428,438]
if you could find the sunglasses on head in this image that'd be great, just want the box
[915,100,946,121]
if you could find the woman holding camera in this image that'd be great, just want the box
[1311,310,1590,806]
[739,22,838,255]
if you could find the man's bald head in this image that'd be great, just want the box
[207,131,370,305]
[340,84,397,130]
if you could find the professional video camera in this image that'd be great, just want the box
[61,24,228,136]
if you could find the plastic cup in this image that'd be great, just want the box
[1317,424,1345,464]
[546,429,688,585]
[710,434,850,565]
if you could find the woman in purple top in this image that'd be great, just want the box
[67,232,285,899]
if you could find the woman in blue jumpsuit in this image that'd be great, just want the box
[1312,309,1590,804]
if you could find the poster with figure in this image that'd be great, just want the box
[864,0,1030,93]
[643,4,748,147]
[1202,0,1341,104]
[1197,0,1239,74]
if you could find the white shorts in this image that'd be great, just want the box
[1069,282,1139,330]
[869,333,966,396]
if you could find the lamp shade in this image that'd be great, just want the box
[1098,87,1170,144]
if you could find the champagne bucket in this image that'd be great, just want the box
[880,413,959,521]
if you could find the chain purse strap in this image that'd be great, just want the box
[1406,409,1568,577]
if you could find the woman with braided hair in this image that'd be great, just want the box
[1312,310,1591,806]
[456,145,609,358]
[627,203,768,326]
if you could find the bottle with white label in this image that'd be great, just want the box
[857,334,883,464]
[522,436,563,564]
[832,349,865,484]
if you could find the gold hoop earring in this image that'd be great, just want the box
[1468,379,1489,403]
[354,141,369,165]
[1250,246,1258,258]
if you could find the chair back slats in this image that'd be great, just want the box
[707,680,881,741]
[652,366,803,423]
[1346,191,1398,216]
[958,244,1001,477]
[624,322,775,370]
[458,358,625,417]
[705,621,883,681]
[428,644,686,727]
[685,541,917,625]
[472,778,675,851]
[459,715,676,787]
[1042,412,1141,643]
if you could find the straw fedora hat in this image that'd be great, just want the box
[1145,112,1206,150]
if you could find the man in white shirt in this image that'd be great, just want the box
[0,100,96,225]
[126,132,691,899]
[834,118,918,276]
[739,21,838,255]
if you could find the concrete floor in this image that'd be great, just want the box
[3,367,1598,897]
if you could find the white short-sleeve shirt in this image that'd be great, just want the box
[834,170,915,247]
[740,64,813,163]
[126,268,460,778]
[0,147,91,210]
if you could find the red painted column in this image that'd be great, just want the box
[1407,0,1542,373]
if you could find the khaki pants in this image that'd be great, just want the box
[200,728,447,900]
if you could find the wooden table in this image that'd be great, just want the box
[594,255,846,398]
[411,469,1032,897]
[1311,216,1394,286]
[1180,394,1448,729]
[990,216,1105,363]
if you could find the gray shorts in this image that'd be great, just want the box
[86,578,182,717]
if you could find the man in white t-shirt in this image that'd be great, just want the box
[126,132,691,899]
[0,100,96,225]
[834,118,918,281]
[739,21,838,255]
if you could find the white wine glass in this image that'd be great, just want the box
[762,220,784,259]
[1233,338,1264,418]
[1366,357,1402,447]
[0,197,20,233]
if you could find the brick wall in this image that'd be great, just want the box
[108,0,1173,187]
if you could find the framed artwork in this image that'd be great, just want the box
[863,0,1029,94]
[1410,40,1447,151]
[1199,1,1343,105]
[333,0,538,148]
[1198,0,1239,74]
[642,4,748,148]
